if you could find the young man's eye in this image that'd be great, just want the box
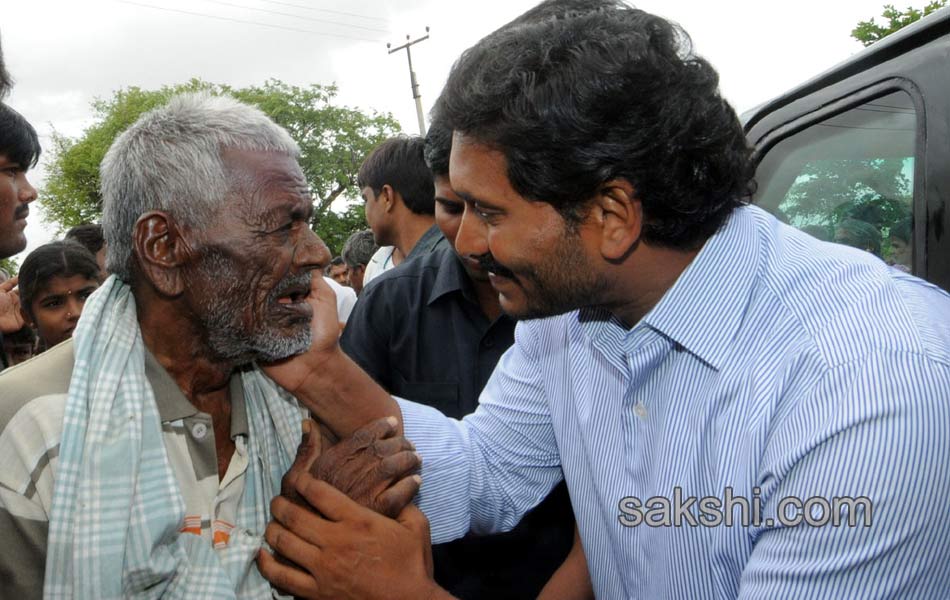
[474,205,496,221]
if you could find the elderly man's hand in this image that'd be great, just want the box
[0,277,24,334]
[259,476,450,600]
[263,275,343,395]
[283,416,421,519]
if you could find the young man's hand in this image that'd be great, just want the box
[0,276,24,334]
[258,475,451,600]
[263,274,342,395]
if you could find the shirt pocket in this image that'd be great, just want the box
[392,379,460,417]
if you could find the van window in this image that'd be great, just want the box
[753,90,916,272]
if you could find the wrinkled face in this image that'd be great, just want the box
[0,154,37,258]
[185,149,330,363]
[26,274,98,348]
[328,263,349,285]
[434,174,488,282]
[449,135,607,320]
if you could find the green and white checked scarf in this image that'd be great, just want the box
[44,276,302,599]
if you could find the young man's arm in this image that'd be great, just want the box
[739,352,950,598]
[264,276,402,438]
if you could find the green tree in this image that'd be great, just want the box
[0,257,17,277]
[851,1,947,46]
[41,79,399,255]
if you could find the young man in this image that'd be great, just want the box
[257,1,950,598]
[0,102,40,369]
[358,136,447,286]
[340,120,585,599]
[325,256,349,286]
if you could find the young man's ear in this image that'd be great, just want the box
[132,211,192,297]
[592,179,643,261]
[378,184,397,213]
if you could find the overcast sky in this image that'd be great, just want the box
[3,0,888,263]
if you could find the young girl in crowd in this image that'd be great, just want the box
[17,241,101,352]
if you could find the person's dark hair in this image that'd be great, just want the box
[324,256,346,275]
[6,324,36,347]
[434,0,753,248]
[889,217,911,244]
[18,241,101,318]
[341,229,378,269]
[64,223,105,255]
[0,102,40,169]
[357,135,435,215]
[836,218,882,256]
[424,119,452,177]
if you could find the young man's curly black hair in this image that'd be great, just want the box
[434,0,753,249]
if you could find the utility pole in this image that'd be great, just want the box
[387,27,430,136]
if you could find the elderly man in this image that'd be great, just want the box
[0,93,418,598]
[340,229,377,295]
[257,1,950,599]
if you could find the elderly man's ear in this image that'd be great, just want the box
[133,211,192,297]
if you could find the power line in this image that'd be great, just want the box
[255,0,388,24]
[115,0,383,43]
[198,0,390,34]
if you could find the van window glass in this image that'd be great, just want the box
[754,90,916,272]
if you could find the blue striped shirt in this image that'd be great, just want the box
[397,205,950,599]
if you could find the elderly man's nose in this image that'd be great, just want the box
[296,229,331,272]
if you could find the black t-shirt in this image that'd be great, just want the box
[341,245,575,599]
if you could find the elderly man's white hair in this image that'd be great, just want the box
[100,92,300,281]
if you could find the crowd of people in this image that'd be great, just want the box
[1,0,950,598]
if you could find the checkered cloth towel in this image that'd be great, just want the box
[44,276,302,599]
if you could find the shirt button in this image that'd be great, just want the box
[191,422,208,439]
[634,403,648,419]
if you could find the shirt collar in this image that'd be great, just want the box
[639,205,760,371]
[428,248,477,306]
[145,350,249,438]
[407,224,446,260]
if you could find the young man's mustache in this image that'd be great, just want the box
[475,253,517,279]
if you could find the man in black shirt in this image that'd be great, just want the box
[340,120,585,599]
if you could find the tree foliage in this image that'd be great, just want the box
[777,157,912,258]
[851,1,947,46]
[0,257,17,277]
[41,79,400,255]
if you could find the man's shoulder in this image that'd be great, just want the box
[0,341,74,434]
[361,246,446,295]
[743,209,950,368]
